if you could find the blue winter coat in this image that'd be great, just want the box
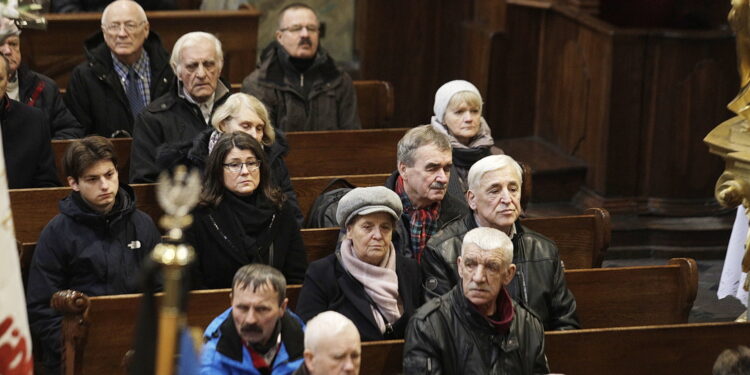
[201,308,305,375]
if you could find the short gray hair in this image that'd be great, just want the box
[461,227,513,266]
[467,154,523,192]
[211,93,276,146]
[101,0,147,25]
[396,125,451,167]
[304,311,360,353]
[170,32,224,76]
[232,264,286,306]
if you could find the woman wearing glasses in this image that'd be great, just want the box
[158,92,303,224]
[184,132,306,289]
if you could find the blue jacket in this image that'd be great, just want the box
[201,308,305,375]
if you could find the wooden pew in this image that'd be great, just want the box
[50,259,697,375]
[49,128,407,183]
[21,10,260,88]
[230,80,396,129]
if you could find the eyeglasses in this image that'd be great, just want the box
[461,258,504,277]
[223,161,260,173]
[101,21,146,34]
[279,24,319,34]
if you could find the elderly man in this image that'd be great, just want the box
[422,154,579,331]
[241,3,360,131]
[293,311,361,375]
[404,227,549,374]
[65,0,173,137]
[129,31,230,183]
[0,55,59,188]
[386,124,469,261]
[202,264,305,375]
[0,18,83,139]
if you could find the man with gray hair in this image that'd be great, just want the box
[293,311,361,375]
[421,154,579,331]
[130,31,230,182]
[202,264,305,374]
[0,18,83,139]
[404,227,549,374]
[65,0,173,137]
[385,124,469,261]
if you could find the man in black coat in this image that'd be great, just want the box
[0,55,59,188]
[385,124,469,261]
[404,227,549,374]
[130,31,230,183]
[65,0,174,137]
[0,18,83,139]
[422,154,580,331]
[26,136,161,374]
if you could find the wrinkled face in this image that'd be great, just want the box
[275,7,320,59]
[178,39,221,103]
[346,212,394,266]
[222,147,261,197]
[457,244,515,312]
[101,2,149,65]
[398,143,452,208]
[67,160,119,214]
[0,36,21,74]
[467,166,522,234]
[231,283,287,346]
[443,100,481,145]
[0,58,7,97]
[306,328,361,375]
[221,106,265,143]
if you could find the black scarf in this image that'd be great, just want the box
[218,191,278,263]
[452,146,491,170]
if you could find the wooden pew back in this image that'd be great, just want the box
[21,10,260,87]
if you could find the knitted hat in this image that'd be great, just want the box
[336,186,403,227]
[433,80,481,123]
[0,18,20,42]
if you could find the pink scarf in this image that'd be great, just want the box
[340,239,403,333]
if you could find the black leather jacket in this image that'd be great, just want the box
[403,285,549,374]
[421,214,580,330]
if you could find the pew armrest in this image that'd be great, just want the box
[584,207,610,267]
[52,290,90,375]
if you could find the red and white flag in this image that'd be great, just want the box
[0,137,33,374]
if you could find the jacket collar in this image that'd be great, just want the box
[216,309,305,363]
[450,284,521,352]
[257,41,341,88]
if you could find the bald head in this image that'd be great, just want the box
[303,311,361,375]
[100,0,149,66]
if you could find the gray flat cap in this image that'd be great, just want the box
[336,186,403,227]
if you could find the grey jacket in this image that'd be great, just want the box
[421,214,580,331]
[241,42,360,131]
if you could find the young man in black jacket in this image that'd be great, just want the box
[26,136,161,374]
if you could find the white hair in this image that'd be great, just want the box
[304,311,360,353]
[170,31,224,75]
[101,0,147,24]
[467,154,523,192]
[461,227,513,265]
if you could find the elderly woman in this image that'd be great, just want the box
[157,92,302,223]
[430,80,503,196]
[184,132,306,289]
[296,186,423,341]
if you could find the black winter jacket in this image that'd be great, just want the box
[25,185,161,373]
[65,31,174,137]
[0,96,59,188]
[421,215,580,330]
[184,198,307,289]
[154,127,303,224]
[295,248,423,341]
[17,64,83,139]
[403,285,549,374]
[129,81,230,183]
[385,170,470,259]
[242,42,360,132]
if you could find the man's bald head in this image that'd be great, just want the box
[100,0,149,66]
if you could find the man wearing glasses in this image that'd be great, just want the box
[404,227,549,374]
[65,0,174,138]
[241,3,361,132]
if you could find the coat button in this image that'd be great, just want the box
[163,78,167,83]
[161,103,167,109]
